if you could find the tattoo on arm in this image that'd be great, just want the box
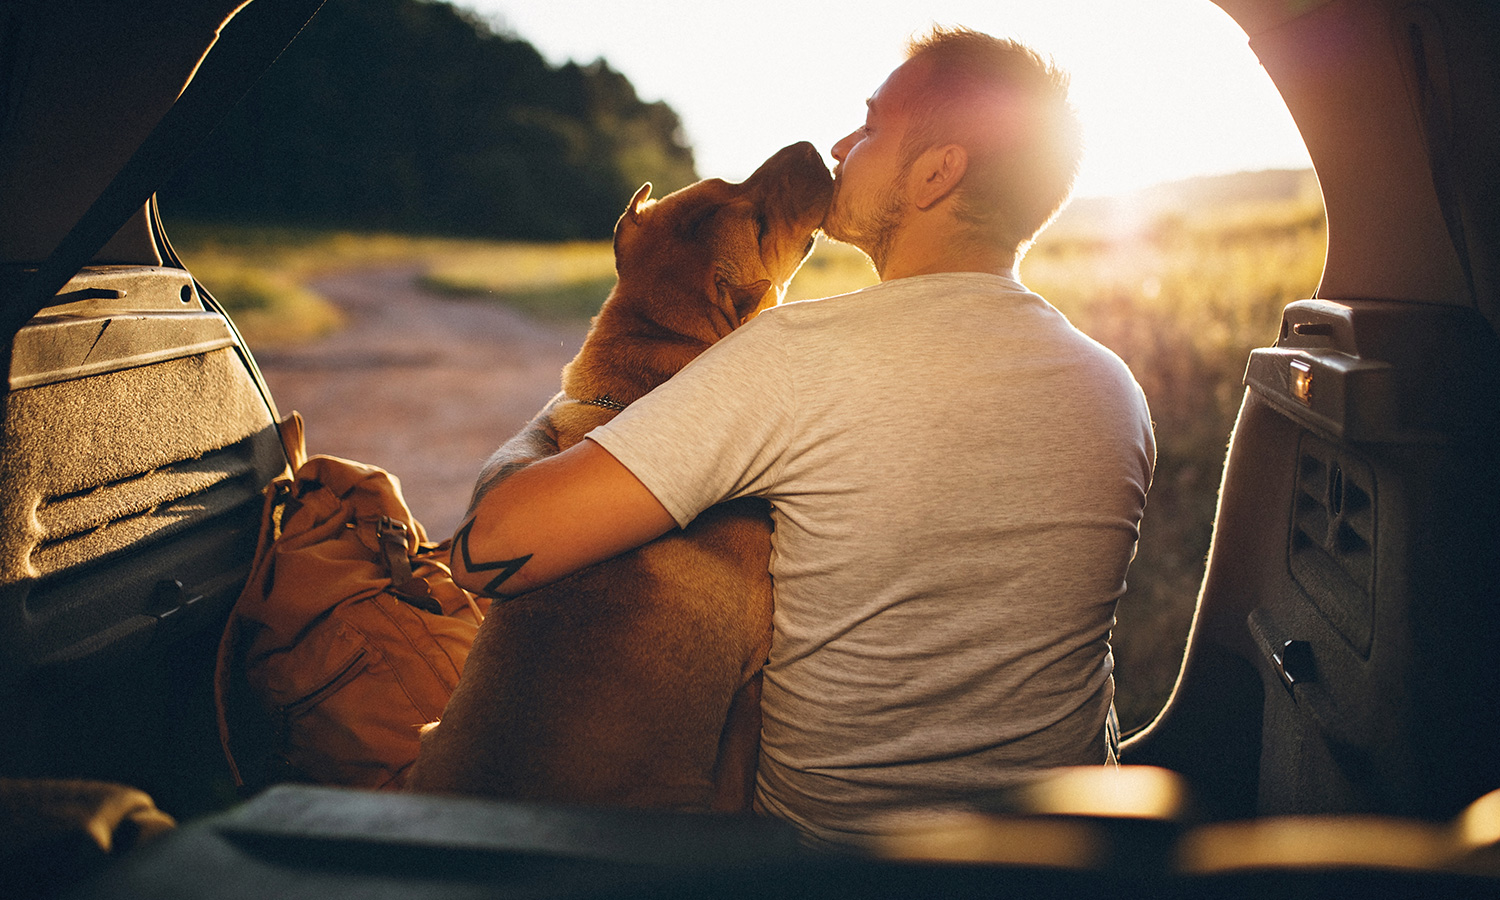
[453,517,532,599]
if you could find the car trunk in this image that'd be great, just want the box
[1123,0,1500,823]
[0,0,320,817]
[3,0,1499,894]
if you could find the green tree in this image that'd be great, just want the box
[162,0,697,239]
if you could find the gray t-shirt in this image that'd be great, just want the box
[587,272,1155,845]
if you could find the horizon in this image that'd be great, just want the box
[458,0,1314,200]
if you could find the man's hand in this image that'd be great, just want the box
[451,438,677,599]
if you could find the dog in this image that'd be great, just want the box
[407,142,833,811]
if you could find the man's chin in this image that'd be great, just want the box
[820,226,864,254]
[820,228,878,274]
[819,210,858,249]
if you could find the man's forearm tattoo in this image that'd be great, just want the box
[453,517,532,599]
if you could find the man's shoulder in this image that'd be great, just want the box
[768,272,1032,323]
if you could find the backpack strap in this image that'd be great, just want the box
[378,517,443,616]
[277,410,308,473]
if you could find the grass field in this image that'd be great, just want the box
[166,176,1326,730]
[1028,192,1327,728]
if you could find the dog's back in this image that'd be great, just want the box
[408,142,831,809]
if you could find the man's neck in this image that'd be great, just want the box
[876,225,1019,282]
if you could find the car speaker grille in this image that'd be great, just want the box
[1289,434,1376,655]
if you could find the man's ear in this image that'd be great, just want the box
[910,145,967,211]
[613,183,654,257]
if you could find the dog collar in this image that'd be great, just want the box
[577,394,628,412]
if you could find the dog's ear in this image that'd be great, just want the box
[626,183,652,222]
[614,183,653,259]
[719,277,774,323]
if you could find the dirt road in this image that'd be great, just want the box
[253,266,588,537]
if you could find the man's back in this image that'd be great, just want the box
[589,272,1155,845]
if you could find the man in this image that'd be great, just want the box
[452,27,1154,847]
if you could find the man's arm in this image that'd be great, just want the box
[451,438,677,599]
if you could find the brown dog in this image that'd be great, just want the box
[407,142,833,810]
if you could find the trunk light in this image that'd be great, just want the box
[1290,358,1313,405]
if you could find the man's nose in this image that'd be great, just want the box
[831,131,856,163]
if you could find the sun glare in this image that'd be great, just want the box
[1048,4,1313,197]
[466,0,1312,199]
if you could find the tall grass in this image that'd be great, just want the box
[168,223,621,341]
[168,192,1326,729]
[1026,197,1327,728]
[417,234,880,315]
[419,241,617,320]
[168,223,461,343]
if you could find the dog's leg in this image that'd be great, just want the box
[468,392,565,512]
[710,671,763,812]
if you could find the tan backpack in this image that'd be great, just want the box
[214,415,488,791]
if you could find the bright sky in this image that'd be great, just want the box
[457,0,1311,199]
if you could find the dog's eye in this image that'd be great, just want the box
[755,214,768,241]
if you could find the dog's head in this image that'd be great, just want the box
[610,141,834,339]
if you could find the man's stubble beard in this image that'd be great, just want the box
[824,169,908,278]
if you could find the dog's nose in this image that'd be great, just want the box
[751,142,825,181]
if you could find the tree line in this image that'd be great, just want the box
[162,0,699,240]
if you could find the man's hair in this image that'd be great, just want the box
[900,27,1083,252]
